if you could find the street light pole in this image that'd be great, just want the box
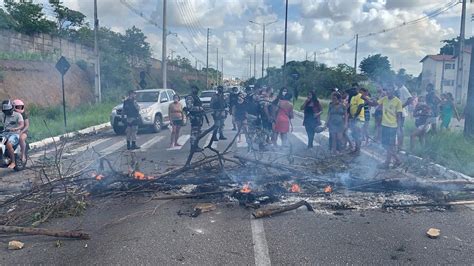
[250,19,277,79]
[161,0,167,90]
[93,0,101,103]
[283,0,288,87]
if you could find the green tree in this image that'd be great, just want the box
[50,1,86,36]
[359,54,393,83]
[439,37,474,56]
[0,8,16,30]
[120,26,151,67]
[4,2,55,34]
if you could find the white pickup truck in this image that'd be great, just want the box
[110,89,184,134]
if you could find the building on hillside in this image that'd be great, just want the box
[420,48,471,104]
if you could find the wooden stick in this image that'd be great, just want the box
[0,225,90,240]
[252,200,314,219]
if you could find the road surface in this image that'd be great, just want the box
[0,114,473,265]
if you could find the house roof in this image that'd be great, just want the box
[420,54,455,63]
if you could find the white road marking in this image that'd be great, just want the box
[251,217,271,266]
[66,138,110,155]
[204,134,218,149]
[166,134,190,150]
[141,135,165,151]
[101,140,125,155]
[292,131,321,147]
[236,134,248,148]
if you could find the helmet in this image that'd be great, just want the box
[2,100,13,115]
[12,99,25,114]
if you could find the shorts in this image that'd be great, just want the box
[350,120,364,141]
[2,133,19,146]
[381,126,397,148]
[171,119,184,126]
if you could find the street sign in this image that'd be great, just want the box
[55,56,70,129]
[55,56,71,75]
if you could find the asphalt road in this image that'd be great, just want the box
[0,115,473,265]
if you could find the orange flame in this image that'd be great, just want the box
[324,185,332,193]
[290,184,301,193]
[91,171,104,181]
[240,183,251,193]
[133,171,146,180]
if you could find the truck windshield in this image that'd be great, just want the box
[136,91,159,102]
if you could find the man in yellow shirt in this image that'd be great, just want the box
[349,88,366,153]
[363,86,403,168]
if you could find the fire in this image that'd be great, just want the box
[324,185,332,193]
[91,171,104,181]
[132,171,155,180]
[240,183,251,193]
[133,171,145,180]
[290,184,301,193]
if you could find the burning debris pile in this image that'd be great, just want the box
[0,130,473,241]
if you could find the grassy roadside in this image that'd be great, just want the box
[409,130,474,176]
[28,102,116,142]
[294,97,330,118]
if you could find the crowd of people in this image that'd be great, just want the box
[119,82,459,169]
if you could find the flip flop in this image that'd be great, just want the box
[7,163,16,169]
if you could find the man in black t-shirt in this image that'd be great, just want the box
[123,90,140,150]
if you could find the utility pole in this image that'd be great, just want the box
[250,19,277,79]
[254,44,257,78]
[465,43,474,138]
[262,24,265,78]
[267,53,269,70]
[216,47,219,85]
[354,34,359,75]
[161,0,167,90]
[93,0,101,103]
[206,28,209,89]
[221,57,224,85]
[456,0,467,103]
[313,52,316,70]
[305,51,308,61]
[249,55,252,80]
[283,0,289,87]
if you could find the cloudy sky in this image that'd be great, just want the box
[24,0,474,78]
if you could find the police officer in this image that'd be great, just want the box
[190,85,203,107]
[123,90,140,150]
[184,96,208,152]
[210,86,227,141]
[229,87,240,131]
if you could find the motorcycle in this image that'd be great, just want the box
[0,132,27,171]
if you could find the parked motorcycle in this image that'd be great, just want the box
[0,132,27,171]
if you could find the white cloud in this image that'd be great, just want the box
[43,0,463,78]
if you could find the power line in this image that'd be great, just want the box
[359,0,460,39]
[174,1,203,51]
[183,0,207,34]
[314,0,460,56]
[180,0,206,36]
[119,0,205,66]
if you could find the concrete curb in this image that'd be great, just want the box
[294,110,473,181]
[29,122,111,150]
